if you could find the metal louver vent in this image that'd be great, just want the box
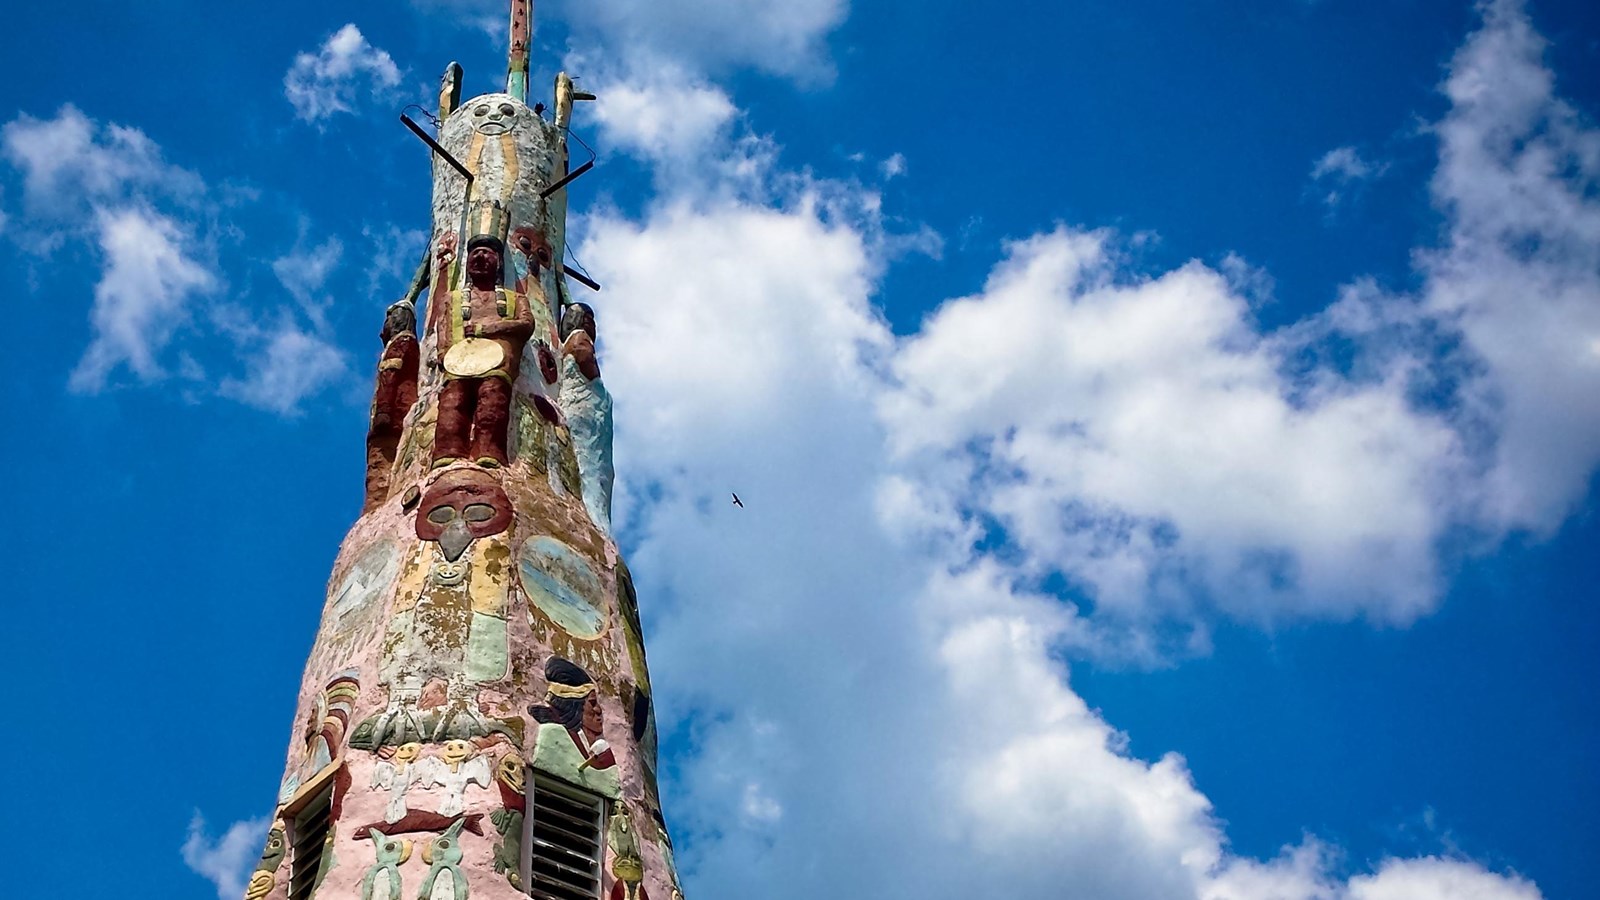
[288,786,333,900]
[525,776,606,900]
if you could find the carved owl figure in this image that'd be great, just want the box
[361,829,412,900]
[416,469,513,561]
[418,817,469,900]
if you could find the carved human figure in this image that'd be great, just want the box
[431,234,535,468]
[509,226,554,295]
[417,739,493,816]
[607,805,648,900]
[528,657,619,797]
[558,301,615,532]
[372,742,427,823]
[489,749,528,888]
[366,300,421,511]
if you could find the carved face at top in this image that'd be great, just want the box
[416,469,513,561]
[394,742,423,765]
[471,98,522,135]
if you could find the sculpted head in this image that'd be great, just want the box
[465,235,504,290]
[464,94,530,136]
[560,302,596,342]
[382,300,416,343]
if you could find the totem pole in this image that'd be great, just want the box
[249,4,679,900]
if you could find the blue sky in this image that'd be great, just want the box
[1,0,1596,898]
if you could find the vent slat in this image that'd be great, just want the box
[526,774,604,899]
[288,784,334,900]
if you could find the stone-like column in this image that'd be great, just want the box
[244,36,679,900]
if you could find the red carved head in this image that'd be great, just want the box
[416,469,513,561]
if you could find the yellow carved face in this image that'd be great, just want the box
[394,742,423,765]
[441,739,474,769]
[496,752,526,794]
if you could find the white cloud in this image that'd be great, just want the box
[585,190,1541,899]
[284,24,403,123]
[364,223,430,291]
[590,65,739,168]
[1347,857,1541,900]
[557,0,848,81]
[181,813,270,900]
[880,152,907,180]
[0,104,201,213]
[739,782,784,823]
[219,317,349,416]
[272,234,343,330]
[572,2,1584,898]
[1313,146,1377,181]
[2,105,220,391]
[0,106,353,415]
[71,207,216,391]
[880,226,1465,633]
[407,0,505,38]
[1420,0,1600,533]
[1311,146,1387,209]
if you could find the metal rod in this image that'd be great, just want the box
[564,267,601,292]
[400,114,474,181]
[539,160,594,199]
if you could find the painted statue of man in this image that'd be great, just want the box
[559,301,615,532]
[364,299,420,512]
[432,234,536,468]
[528,656,619,797]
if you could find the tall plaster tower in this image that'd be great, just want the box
[244,5,683,900]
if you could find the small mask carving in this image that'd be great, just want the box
[430,559,469,586]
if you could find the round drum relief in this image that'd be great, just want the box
[518,536,607,639]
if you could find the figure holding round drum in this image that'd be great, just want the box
[431,233,536,469]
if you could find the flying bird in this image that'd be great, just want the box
[731,493,744,509]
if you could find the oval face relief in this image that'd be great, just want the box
[471,98,520,135]
[518,536,607,639]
